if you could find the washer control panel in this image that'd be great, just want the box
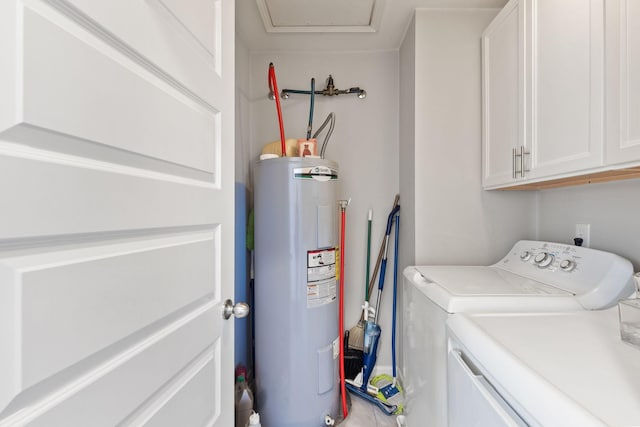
[496,240,634,309]
[517,243,579,272]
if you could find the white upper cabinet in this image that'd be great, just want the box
[482,0,605,189]
[482,0,525,188]
[607,0,640,164]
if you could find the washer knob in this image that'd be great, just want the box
[560,259,576,272]
[520,251,532,261]
[534,252,554,268]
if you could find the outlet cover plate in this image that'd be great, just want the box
[575,223,591,248]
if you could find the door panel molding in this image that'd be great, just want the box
[0,302,217,425]
[0,149,222,239]
[118,343,221,426]
[1,231,216,390]
[17,6,218,173]
[29,0,220,111]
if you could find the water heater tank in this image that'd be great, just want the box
[254,157,339,427]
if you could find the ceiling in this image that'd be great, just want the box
[236,0,508,52]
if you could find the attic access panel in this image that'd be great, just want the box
[256,0,384,33]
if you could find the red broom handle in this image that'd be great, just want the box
[268,63,286,156]
[339,204,348,418]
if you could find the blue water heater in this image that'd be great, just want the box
[254,157,339,427]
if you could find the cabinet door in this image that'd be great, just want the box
[482,0,525,189]
[528,0,604,179]
[607,0,640,164]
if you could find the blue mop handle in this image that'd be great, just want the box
[364,204,400,391]
[373,204,401,325]
[392,211,400,380]
[386,205,400,235]
[377,258,388,292]
[377,205,401,293]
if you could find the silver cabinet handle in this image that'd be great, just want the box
[514,147,522,178]
[512,147,517,179]
[223,299,250,319]
[520,146,530,178]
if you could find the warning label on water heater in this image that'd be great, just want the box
[307,249,337,308]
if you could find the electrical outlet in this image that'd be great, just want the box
[575,223,591,247]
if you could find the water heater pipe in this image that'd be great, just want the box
[268,63,286,156]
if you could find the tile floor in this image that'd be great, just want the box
[339,395,399,427]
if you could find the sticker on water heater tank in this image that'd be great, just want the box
[308,249,336,268]
[307,278,337,308]
[307,248,337,308]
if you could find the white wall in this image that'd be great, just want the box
[397,6,538,384]
[403,9,537,269]
[399,16,417,276]
[538,178,640,270]
[249,51,400,368]
[398,16,417,381]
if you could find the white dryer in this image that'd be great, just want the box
[447,308,640,426]
[402,240,634,427]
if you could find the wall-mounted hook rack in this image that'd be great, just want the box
[269,75,366,100]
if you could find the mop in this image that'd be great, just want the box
[345,203,400,416]
[371,209,404,413]
[346,209,372,360]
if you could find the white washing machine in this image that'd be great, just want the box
[402,240,635,427]
[447,308,640,426]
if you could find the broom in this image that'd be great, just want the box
[343,209,371,377]
[346,209,372,353]
[348,194,400,351]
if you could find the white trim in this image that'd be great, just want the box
[255,0,384,33]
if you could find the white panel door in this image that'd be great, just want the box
[0,0,235,426]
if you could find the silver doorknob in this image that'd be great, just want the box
[223,299,250,319]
